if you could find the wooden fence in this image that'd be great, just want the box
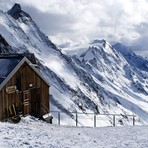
[50,111,136,127]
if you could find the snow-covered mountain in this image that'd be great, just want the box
[0,4,148,126]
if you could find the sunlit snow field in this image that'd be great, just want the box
[0,116,148,148]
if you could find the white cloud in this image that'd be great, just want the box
[0,0,148,53]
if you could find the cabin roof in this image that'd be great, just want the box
[0,56,22,84]
[0,54,49,90]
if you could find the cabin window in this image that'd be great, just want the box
[16,76,21,91]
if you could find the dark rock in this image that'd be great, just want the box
[7,3,30,20]
[0,34,11,53]
[7,3,22,19]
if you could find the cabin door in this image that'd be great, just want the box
[30,88,40,117]
[22,90,30,116]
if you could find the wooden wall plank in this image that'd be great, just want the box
[0,61,49,120]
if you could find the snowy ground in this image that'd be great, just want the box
[0,116,148,148]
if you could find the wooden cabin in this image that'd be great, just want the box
[0,54,50,122]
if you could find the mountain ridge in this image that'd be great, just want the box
[0,4,148,126]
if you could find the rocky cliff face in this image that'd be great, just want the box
[0,34,12,53]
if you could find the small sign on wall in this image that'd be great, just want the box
[6,86,16,94]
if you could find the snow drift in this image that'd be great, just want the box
[0,116,148,148]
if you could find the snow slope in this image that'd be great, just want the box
[72,40,148,123]
[0,4,148,126]
[0,117,148,148]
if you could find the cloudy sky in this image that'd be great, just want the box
[0,0,148,55]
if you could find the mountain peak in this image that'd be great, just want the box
[91,39,106,44]
[1,7,148,125]
[7,3,22,19]
[90,39,111,49]
[7,3,30,20]
[10,3,21,11]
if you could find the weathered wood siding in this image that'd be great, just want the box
[0,62,49,120]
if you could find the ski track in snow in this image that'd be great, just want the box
[0,117,148,148]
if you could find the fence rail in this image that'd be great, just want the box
[50,111,136,127]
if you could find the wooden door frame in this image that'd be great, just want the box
[22,90,30,116]
[29,87,40,117]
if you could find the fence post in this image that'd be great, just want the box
[94,114,96,127]
[133,115,135,126]
[113,115,115,126]
[76,111,78,126]
[58,112,60,125]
